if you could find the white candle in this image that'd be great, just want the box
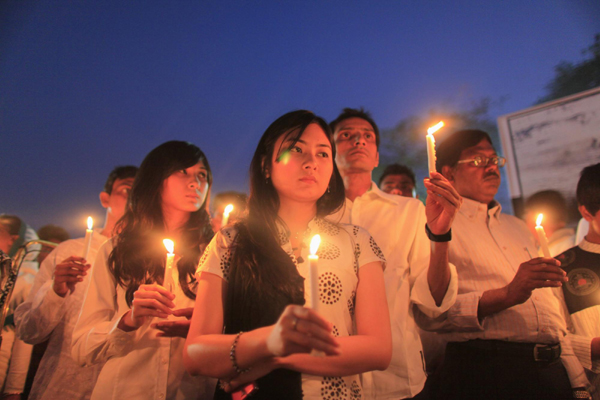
[308,235,321,311]
[308,235,324,357]
[222,204,234,227]
[426,121,444,178]
[82,217,93,260]
[163,239,175,292]
[535,214,552,258]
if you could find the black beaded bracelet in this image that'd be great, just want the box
[230,331,251,375]
[425,224,452,242]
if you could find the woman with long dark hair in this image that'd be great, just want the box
[184,111,391,399]
[72,141,216,399]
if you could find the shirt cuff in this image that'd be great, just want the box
[569,333,600,373]
[447,291,485,330]
[107,311,137,356]
[411,263,458,318]
[32,280,69,315]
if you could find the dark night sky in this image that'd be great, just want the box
[1,1,599,236]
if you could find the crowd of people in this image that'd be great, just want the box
[1,107,599,400]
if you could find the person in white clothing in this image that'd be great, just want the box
[14,165,137,400]
[420,129,590,399]
[72,141,216,400]
[184,110,392,400]
[327,108,461,400]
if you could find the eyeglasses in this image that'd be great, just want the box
[457,156,506,168]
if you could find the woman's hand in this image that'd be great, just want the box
[266,305,340,357]
[53,256,90,297]
[118,284,176,331]
[152,307,193,338]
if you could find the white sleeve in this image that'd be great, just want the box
[2,337,32,394]
[408,202,458,317]
[14,246,70,344]
[71,241,136,366]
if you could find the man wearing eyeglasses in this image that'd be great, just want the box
[416,129,591,399]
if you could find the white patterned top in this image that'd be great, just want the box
[197,217,386,400]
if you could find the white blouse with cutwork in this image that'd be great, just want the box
[197,217,386,400]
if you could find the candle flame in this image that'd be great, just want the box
[536,213,544,227]
[310,235,321,256]
[223,204,234,217]
[87,216,93,230]
[427,121,444,135]
[163,239,174,254]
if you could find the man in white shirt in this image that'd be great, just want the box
[14,165,137,400]
[421,129,590,399]
[328,108,460,400]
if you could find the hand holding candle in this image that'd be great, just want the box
[535,214,552,257]
[163,239,175,293]
[82,217,93,260]
[426,121,444,178]
[222,204,234,227]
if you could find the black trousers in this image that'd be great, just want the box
[428,340,573,400]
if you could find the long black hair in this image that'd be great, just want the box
[224,110,345,331]
[109,141,214,306]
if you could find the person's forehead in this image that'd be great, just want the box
[111,177,135,190]
[382,174,413,184]
[336,117,374,132]
[460,140,496,157]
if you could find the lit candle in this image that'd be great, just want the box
[308,235,324,357]
[535,214,552,258]
[426,121,444,177]
[82,217,93,260]
[308,235,321,310]
[222,204,234,227]
[163,239,175,292]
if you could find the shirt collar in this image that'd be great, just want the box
[353,181,402,206]
[579,238,600,254]
[460,197,502,220]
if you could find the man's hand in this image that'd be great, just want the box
[424,172,462,235]
[505,257,567,306]
[152,307,193,338]
[53,256,90,297]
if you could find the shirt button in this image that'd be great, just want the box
[541,328,548,333]
[162,359,168,365]
[158,395,165,399]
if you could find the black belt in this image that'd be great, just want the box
[448,339,561,363]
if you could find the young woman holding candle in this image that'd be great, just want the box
[71,141,216,400]
[184,110,391,399]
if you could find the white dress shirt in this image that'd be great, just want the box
[424,197,588,388]
[15,230,107,400]
[72,239,215,400]
[198,218,386,400]
[328,183,458,400]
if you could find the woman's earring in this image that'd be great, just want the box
[327,186,331,193]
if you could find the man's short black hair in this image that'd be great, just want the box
[577,162,600,216]
[104,165,138,194]
[436,129,493,172]
[525,190,569,224]
[37,224,70,243]
[378,164,416,186]
[329,107,380,148]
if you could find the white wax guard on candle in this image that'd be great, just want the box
[163,239,175,293]
[308,235,324,357]
[426,121,444,178]
[82,217,93,260]
[535,214,552,258]
[222,204,234,227]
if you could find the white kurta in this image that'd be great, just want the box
[328,183,458,400]
[197,218,385,400]
[72,239,215,400]
[15,230,107,400]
